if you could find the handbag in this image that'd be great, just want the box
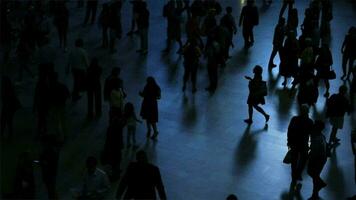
[283,149,292,164]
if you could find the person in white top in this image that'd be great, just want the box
[66,39,89,102]
[79,156,110,199]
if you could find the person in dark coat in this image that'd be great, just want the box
[116,150,167,200]
[315,44,333,97]
[201,9,217,37]
[341,27,356,80]
[163,0,184,54]
[244,65,270,125]
[220,6,237,55]
[136,2,149,55]
[53,2,69,51]
[287,105,313,188]
[87,58,102,118]
[83,0,98,25]
[108,0,123,53]
[326,85,351,147]
[280,31,299,88]
[287,8,298,35]
[104,67,124,102]
[268,17,286,69]
[296,72,319,107]
[205,34,220,93]
[140,77,161,139]
[102,116,124,181]
[307,120,328,200]
[13,152,35,199]
[239,0,259,48]
[39,134,60,199]
[182,38,202,93]
[99,3,111,48]
[1,76,21,138]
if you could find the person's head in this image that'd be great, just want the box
[350,26,356,35]
[136,150,148,163]
[112,67,121,76]
[299,105,309,117]
[124,102,135,115]
[226,194,238,200]
[313,120,325,134]
[253,65,263,75]
[247,0,255,6]
[339,85,348,95]
[75,38,84,48]
[86,156,97,175]
[226,6,232,14]
[278,17,286,25]
[146,76,157,86]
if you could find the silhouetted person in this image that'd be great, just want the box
[287,105,313,189]
[220,6,237,52]
[78,156,110,199]
[280,31,299,88]
[84,0,98,25]
[239,0,259,48]
[307,120,328,200]
[53,2,69,51]
[87,58,102,118]
[182,38,202,93]
[326,85,351,147]
[124,102,142,148]
[190,0,205,20]
[102,116,124,181]
[268,17,286,69]
[301,8,314,39]
[341,27,356,80]
[13,152,35,199]
[108,0,122,53]
[48,72,70,142]
[315,44,333,97]
[244,65,270,125]
[1,76,21,138]
[163,0,184,54]
[66,39,89,102]
[186,13,203,48]
[205,35,220,93]
[104,67,124,102]
[296,72,318,107]
[140,77,161,140]
[39,134,60,199]
[136,2,149,55]
[226,194,239,200]
[127,0,146,36]
[287,8,298,35]
[201,9,217,37]
[320,0,332,45]
[116,150,167,200]
[279,0,294,19]
[99,3,110,48]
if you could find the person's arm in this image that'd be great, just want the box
[341,36,347,53]
[154,167,167,200]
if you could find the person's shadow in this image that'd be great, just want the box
[160,52,182,85]
[181,94,198,128]
[280,181,304,200]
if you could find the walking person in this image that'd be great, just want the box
[182,38,202,93]
[53,2,69,51]
[116,150,167,200]
[244,65,270,125]
[220,6,237,55]
[104,67,125,102]
[287,105,313,190]
[136,2,149,55]
[140,77,161,140]
[99,3,111,48]
[163,0,184,54]
[1,76,21,138]
[307,120,328,200]
[315,44,333,97]
[86,57,102,118]
[124,102,142,148]
[239,0,259,48]
[205,34,220,93]
[326,85,351,148]
[66,39,89,102]
[127,0,146,36]
[341,27,356,80]
[83,0,98,25]
[108,0,122,53]
[268,17,286,70]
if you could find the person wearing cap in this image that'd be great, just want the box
[244,65,270,125]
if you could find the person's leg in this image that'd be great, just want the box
[249,26,254,46]
[109,28,117,53]
[132,126,136,146]
[342,54,348,79]
[297,149,308,180]
[329,126,338,144]
[143,28,148,51]
[291,148,299,182]
[146,120,151,137]
[151,123,158,139]
[324,79,330,97]
[87,89,93,118]
[72,69,80,100]
[95,85,102,116]
[211,63,218,91]
[253,105,270,122]
[245,104,253,123]
[242,26,249,47]
[127,127,131,147]
[191,65,198,92]
[183,65,190,91]
[347,57,356,80]
[268,46,278,68]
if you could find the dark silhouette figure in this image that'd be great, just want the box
[268,17,286,69]
[86,58,102,118]
[163,0,184,54]
[239,0,259,48]
[315,44,333,97]
[107,0,122,53]
[341,27,356,80]
[102,116,124,181]
[53,2,69,51]
[124,102,142,148]
[205,35,220,93]
[1,76,21,138]
[182,38,202,93]
[104,67,124,102]
[140,77,161,140]
[244,65,270,125]
[84,0,98,25]
[13,152,35,199]
[220,7,237,52]
[287,8,298,35]
[287,105,313,189]
[186,13,203,48]
[307,120,328,200]
[116,150,167,200]
[326,85,351,147]
[204,0,222,16]
[279,0,294,19]
[66,39,89,102]
[109,80,125,122]
[136,2,149,54]
[279,31,299,87]
[127,0,146,36]
[350,131,356,199]
[39,135,60,199]
[99,3,111,48]
[201,9,217,37]
[320,0,333,45]
[226,194,239,200]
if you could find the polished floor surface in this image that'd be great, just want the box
[1,0,356,199]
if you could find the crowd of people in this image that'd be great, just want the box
[1,0,356,199]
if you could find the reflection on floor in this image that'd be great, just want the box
[1,0,356,199]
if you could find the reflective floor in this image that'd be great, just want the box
[1,0,356,199]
